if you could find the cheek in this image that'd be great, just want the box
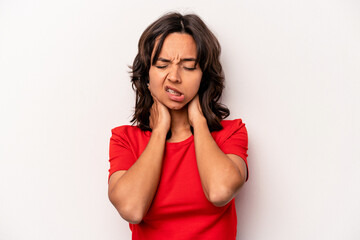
[148,68,164,93]
[190,75,202,95]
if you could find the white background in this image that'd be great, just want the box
[1,0,359,239]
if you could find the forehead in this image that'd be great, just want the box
[153,33,197,60]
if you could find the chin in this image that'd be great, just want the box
[165,101,187,110]
[167,104,185,110]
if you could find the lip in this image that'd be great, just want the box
[165,85,183,95]
[165,85,185,102]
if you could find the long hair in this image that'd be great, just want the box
[130,12,230,132]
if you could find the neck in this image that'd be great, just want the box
[168,106,192,142]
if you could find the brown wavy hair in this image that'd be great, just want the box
[130,12,230,133]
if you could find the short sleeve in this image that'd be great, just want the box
[108,127,136,181]
[219,119,249,181]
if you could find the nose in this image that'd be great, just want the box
[167,65,181,83]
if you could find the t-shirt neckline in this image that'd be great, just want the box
[166,134,194,146]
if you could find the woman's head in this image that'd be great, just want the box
[130,12,229,132]
[148,32,202,112]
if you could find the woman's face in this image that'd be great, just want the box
[148,33,203,110]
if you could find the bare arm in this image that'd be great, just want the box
[188,96,247,207]
[108,97,170,224]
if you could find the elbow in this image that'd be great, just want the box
[207,182,245,207]
[117,204,144,224]
[207,189,233,207]
[108,191,144,224]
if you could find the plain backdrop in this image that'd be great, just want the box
[1,0,359,239]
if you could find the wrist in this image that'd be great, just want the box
[151,128,168,139]
[191,116,207,129]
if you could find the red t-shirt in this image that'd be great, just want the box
[108,119,248,240]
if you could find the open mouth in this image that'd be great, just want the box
[165,86,183,96]
[166,88,182,96]
[165,86,185,102]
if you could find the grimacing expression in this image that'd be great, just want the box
[148,33,203,110]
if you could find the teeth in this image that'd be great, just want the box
[167,88,181,96]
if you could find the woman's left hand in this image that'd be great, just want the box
[188,95,205,127]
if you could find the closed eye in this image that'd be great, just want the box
[184,67,196,71]
[155,65,196,70]
[156,65,167,69]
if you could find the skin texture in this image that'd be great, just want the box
[108,33,248,224]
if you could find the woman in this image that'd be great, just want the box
[108,12,249,240]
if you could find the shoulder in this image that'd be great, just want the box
[111,124,150,144]
[112,124,151,136]
[220,118,246,130]
[217,118,247,136]
[111,125,141,136]
[211,118,247,145]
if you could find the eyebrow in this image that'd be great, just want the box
[157,57,197,63]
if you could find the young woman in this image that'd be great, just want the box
[108,12,249,240]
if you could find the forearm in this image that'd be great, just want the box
[109,130,166,223]
[193,118,244,207]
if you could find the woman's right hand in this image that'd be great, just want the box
[109,91,170,224]
[149,94,171,134]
